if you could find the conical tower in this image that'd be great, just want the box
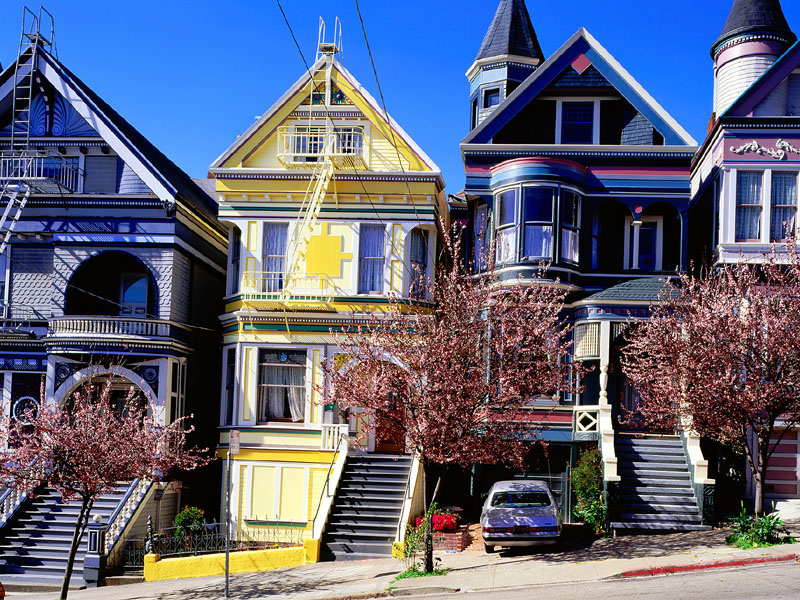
[466,0,543,129]
[712,0,796,115]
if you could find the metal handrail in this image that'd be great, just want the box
[311,430,347,535]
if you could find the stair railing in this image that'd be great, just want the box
[311,426,349,540]
[395,454,421,543]
[0,457,45,528]
[104,479,153,556]
[678,415,716,526]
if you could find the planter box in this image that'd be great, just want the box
[432,528,471,552]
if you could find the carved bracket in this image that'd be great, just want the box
[730,139,800,161]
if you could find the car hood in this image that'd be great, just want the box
[481,506,558,525]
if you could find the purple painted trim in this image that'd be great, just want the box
[724,40,800,117]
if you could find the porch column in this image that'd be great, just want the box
[598,320,611,406]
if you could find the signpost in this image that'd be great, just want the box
[225,429,240,599]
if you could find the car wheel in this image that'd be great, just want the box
[484,542,496,553]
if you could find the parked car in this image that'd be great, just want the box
[480,480,562,553]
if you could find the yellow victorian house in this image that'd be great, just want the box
[209,36,444,559]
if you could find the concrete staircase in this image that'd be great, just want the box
[0,483,128,586]
[611,435,710,532]
[321,454,412,561]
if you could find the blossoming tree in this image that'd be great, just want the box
[323,231,579,571]
[0,376,210,600]
[622,248,800,515]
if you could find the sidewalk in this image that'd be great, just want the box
[8,524,800,599]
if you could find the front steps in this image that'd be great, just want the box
[321,453,412,561]
[611,435,711,532]
[0,483,128,586]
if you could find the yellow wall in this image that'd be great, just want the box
[143,539,321,581]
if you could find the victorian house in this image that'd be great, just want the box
[0,10,227,585]
[210,26,445,559]
[691,0,800,506]
[459,0,715,532]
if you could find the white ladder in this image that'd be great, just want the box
[283,156,334,297]
[0,181,31,257]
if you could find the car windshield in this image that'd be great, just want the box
[490,491,551,508]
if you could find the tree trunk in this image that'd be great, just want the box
[59,496,93,600]
[754,437,768,516]
[424,468,441,574]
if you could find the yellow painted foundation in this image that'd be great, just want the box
[143,538,321,581]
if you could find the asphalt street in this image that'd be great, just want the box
[388,562,800,600]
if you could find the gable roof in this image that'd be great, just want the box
[712,0,796,57]
[462,28,697,147]
[0,44,219,221]
[210,55,441,178]
[475,0,543,62]
[722,39,800,117]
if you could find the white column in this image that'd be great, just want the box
[598,320,611,406]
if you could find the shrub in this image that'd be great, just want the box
[572,447,606,535]
[174,506,205,538]
[726,502,795,549]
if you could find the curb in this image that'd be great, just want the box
[619,553,799,578]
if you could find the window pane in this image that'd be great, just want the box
[225,348,236,425]
[496,228,518,264]
[473,204,489,272]
[524,225,552,258]
[771,172,798,241]
[257,350,306,423]
[496,189,517,226]
[633,222,658,271]
[359,225,385,293]
[561,228,579,263]
[409,229,428,298]
[484,89,500,108]
[523,187,554,222]
[263,223,288,292]
[229,228,241,295]
[736,171,762,240]
[562,191,580,227]
[561,102,594,144]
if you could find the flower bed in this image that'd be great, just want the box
[432,527,471,552]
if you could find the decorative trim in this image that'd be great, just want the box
[729,139,800,161]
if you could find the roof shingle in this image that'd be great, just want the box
[713,0,796,56]
[475,0,544,62]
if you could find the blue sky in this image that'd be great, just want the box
[2,1,799,193]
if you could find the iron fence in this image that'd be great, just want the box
[117,522,305,567]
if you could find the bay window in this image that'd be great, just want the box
[409,229,428,298]
[771,171,798,242]
[522,187,554,259]
[735,171,762,241]
[257,350,306,423]
[495,189,518,264]
[561,190,581,263]
[473,204,489,272]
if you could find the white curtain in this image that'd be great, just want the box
[524,225,552,258]
[496,228,517,264]
[359,225,385,292]
[258,364,305,422]
[561,228,579,263]
[473,204,488,271]
[771,172,798,241]
[736,171,762,241]
[263,223,287,292]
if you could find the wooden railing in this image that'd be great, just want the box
[573,406,599,435]
[241,272,335,307]
[104,479,153,555]
[311,428,349,539]
[320,423,349,451]
[0,152,79,192]
[276,126,367,171]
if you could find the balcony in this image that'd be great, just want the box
[276,126,367,171]
[46,316,191,349]
[0,152,79,193]
[241,272,335,310]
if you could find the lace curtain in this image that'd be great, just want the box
[263,223,287,292]
[257,364,305,422]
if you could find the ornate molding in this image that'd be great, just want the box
[729,139,800,161]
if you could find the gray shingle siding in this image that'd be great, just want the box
[9,247,54,318]
[621,111,655,145]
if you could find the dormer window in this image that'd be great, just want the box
[561,102,594,144]
[484,88,501,109]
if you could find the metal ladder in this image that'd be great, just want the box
[0,181,31,257]
[283,155,334,297]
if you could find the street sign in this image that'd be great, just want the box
[230,429,240,455]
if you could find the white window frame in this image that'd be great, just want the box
[623,215,664,271]
[493,186,519,265]
[768,169,800,242]
[520,184,557,261]
[551,98,601,145]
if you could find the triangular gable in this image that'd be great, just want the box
[0,91,97,137]
[722,39,800,117]
[0,47,218,219]
[210,56,441,174]
[463,28,697,146]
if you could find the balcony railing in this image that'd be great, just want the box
[276,126,367,171]
[47,316,191,345]
[241,272,335,309]
[0,152,79,193]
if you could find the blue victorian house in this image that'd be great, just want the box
[0,10,226,586]
[460,0,714,533]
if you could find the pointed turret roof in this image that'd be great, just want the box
[712,0,796,57]
[475,0,543,62]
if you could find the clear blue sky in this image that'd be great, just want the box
[2,1,799,193]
